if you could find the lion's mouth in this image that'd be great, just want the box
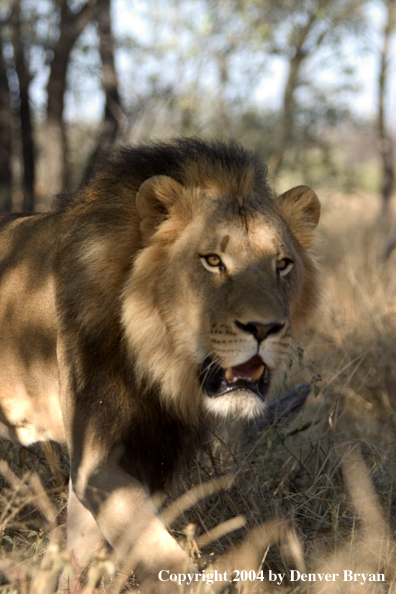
[200,354,270,400]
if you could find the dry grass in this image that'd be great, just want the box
[2,189,396,592]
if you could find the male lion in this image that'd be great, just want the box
[0,139,320,589]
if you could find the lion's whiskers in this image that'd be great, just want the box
[200,353,223,390]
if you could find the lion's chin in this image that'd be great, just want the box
[203,389,268,421]
[200,355,270,420]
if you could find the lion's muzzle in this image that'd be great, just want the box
[200,355,270,401]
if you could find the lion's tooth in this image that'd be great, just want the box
[251,365,265,382]
[225,367,234,382]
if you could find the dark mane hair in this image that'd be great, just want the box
[53,138,270,211]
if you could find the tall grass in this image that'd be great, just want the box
[1,189,396,592]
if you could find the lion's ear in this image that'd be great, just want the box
[136,175,186,244]
[276,185,320,249]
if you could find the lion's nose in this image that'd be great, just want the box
[235,320,284,343]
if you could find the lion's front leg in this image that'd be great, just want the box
[58,481,106,592]
[69,458,196,591]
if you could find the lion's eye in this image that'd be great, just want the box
[200,254,225,272]
[206,254,221,267]
[276,258,294,275]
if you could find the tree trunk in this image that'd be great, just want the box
[84,0,123,181]
[272,49,306,175]
[282,50,306,147]
[0,43,12,212]
[11,0,36,212]
[273,12,316,174]
[45,0,99,196]
[378,0,395,217]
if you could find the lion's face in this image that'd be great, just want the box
[122,176,320,422]
[161,202,298,420]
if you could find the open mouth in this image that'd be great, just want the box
[200,354,270,401]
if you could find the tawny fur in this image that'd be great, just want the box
[0,139,320,589]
